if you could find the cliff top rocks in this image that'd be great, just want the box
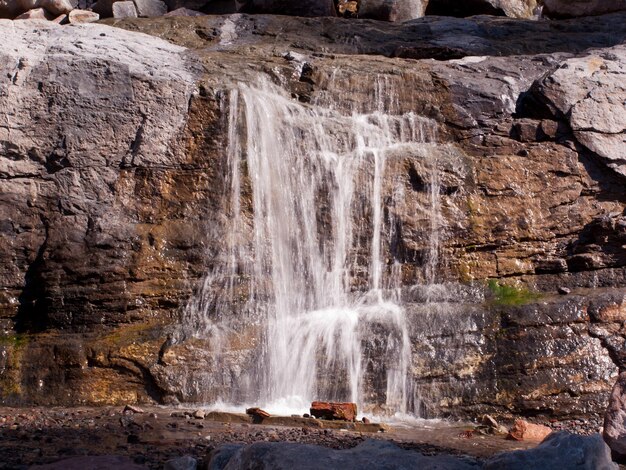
[2,0,626,24]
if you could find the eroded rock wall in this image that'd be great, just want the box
[1,14,625,419]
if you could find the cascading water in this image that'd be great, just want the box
[183,75,440,416]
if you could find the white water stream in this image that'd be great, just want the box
[185,76,440,416]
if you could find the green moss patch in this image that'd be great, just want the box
[487,280,541,306]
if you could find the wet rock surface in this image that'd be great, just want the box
[0,11,625,425]
[0,406,601,469]
[604,372,626,460]
[208,439,481,470]
[485,431,618,470]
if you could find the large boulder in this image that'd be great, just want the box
[208,440,480,470]
[531,44,626,179]
[485,432,618,470]
[358,0,427,21]
[0,20,200,404]
[0,0,72,18]
[543,0,626,18]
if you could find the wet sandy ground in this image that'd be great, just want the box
[0,406,573,469]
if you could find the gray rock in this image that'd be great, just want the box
[533,44,626,179]
[164,455,197,470]
[358,0,426,21]
[484,432,617,470]
[604,372,626,458]
[543,0,626,18]
[112,0,137,17]
[133,0,165,16]
[209,440,480,470]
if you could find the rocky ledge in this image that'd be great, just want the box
[1,11,625,430]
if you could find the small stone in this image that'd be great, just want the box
[283,51,306,62]
[112,1,137,18]
[123,405,145,414]
[337,0,358,16]
[558,286,571,295]
[193,410,205,419]
[481,414,499,429]
[539,119,560,140]
[303,413,310,418]
[507,419,552,442]
[68,9,99,22]
[362,417,370,424]
[51,13,67,23]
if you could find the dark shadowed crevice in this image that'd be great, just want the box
[425,0,505,17]
[14,220,51,334]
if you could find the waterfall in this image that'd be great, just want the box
[184,75,440,416]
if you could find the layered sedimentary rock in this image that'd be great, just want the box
[1,13,626,421]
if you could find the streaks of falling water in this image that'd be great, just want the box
[185,75,440,416]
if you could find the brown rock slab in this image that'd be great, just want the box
[507,420,552,442]
[124,404,145,414]
[246,407,271,419]
[310,402,357,422]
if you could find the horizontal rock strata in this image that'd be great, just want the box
[0,13,625,423]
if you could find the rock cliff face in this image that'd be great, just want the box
[1,13,626,420]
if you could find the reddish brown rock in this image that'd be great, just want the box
[507,420,552,442]
[246,407,271,419]
[310,402,357,422]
